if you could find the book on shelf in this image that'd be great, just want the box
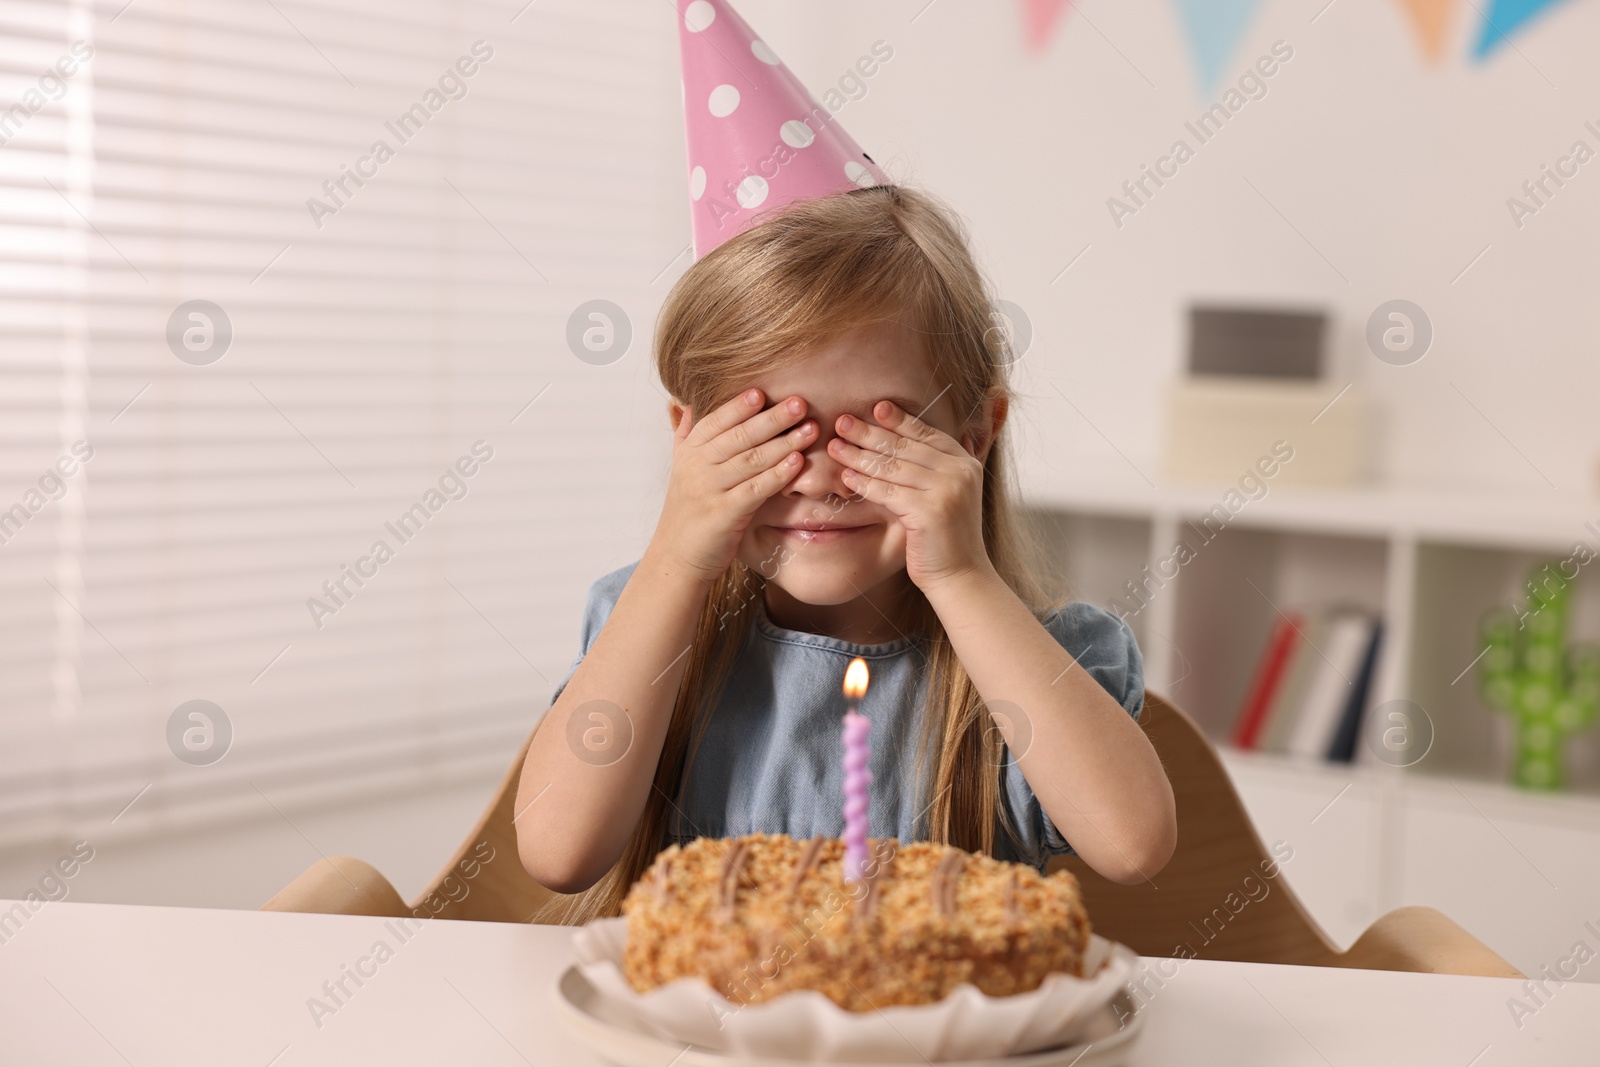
[1327,620,1384,763]
[1284,612,1373,759]
[1231,611,1302,749]
[1229,608,1383,763]
[1260,615,1327,753]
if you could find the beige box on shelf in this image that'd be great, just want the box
[1162,377,1367,487]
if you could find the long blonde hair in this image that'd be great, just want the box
[535,184,1063,925]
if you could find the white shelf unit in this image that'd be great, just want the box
[1026,479,1600,976]
[1026,478,1600,794]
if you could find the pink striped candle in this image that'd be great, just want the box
[842,657,871,884]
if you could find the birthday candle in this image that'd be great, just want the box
[842,657,871,884]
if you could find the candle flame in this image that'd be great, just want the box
[843,657,869,699]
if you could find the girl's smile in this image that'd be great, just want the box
[768,521,879,545]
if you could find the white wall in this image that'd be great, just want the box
[731,0,1600,498]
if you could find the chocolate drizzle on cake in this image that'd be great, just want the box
[652,853,675,905]
[1002,866,1020,923]
[931,847,966,917]
[787,834,826,897]
[858,840,897,924]
[716,838,751,921]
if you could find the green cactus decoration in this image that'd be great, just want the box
[1479,561,1600,790]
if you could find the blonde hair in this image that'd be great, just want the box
[535,185,1063,925]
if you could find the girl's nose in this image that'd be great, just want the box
[784,426,852,501]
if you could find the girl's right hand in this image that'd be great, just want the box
[650,387,816,581]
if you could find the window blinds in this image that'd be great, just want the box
[0,0,678,848]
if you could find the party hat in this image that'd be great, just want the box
[677,0,893,260]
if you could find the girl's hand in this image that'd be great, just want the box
[651,388,817,582]
[828,400,994,591]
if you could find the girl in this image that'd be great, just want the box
[517,185,1176,923]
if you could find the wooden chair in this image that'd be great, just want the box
[263,729,558,924]
[1054,694,1520,977]
[263,693,1521,978]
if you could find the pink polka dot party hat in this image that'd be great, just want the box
[677,0,893,261]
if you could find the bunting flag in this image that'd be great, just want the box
[1396,0,1457,60]
[1171,0,1261,94]
[1020,0,1073,54]
[1025,0,1573,82]
[1473,0,1568,59]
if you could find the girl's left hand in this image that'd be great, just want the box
[828,400,995,591]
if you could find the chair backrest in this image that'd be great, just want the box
[1050,692,1340,966]
[422,689,1337,957]
[419,691,1335,942]
[400,689,1516,975]
[414,732,559,924]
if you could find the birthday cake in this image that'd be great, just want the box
[620,832,1092,1012]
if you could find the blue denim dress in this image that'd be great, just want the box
[549,561,1145,872]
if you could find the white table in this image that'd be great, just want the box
[0,899,1593,1065]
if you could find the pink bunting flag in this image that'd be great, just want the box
[1021,0,1073,54]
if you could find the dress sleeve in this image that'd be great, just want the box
[998,601,1146,868]
[547,560,639,706]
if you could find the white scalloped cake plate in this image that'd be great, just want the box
[569,919,1138,1060]
[554,964,1145,1067]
